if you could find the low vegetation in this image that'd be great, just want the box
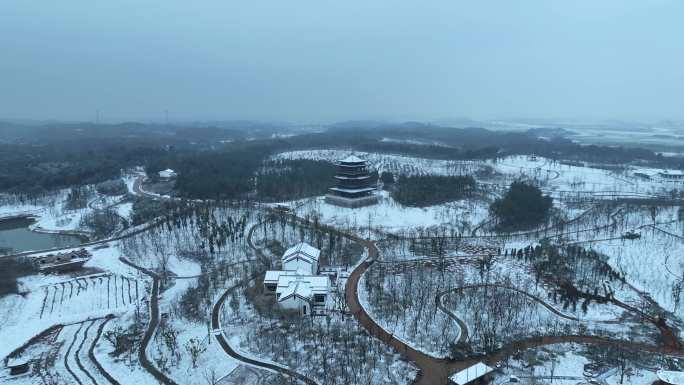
[392,175,476,207]
[95,178,127,196]
[490,181,553,230]
[256,159,336,201]
[0,257,35,296]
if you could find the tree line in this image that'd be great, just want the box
[392,175,476,207]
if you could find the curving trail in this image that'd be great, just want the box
[74,320,99,385]
[210,222,319,385]
[88,315,121,385]
[119,257,179,385]
[345,240,471,385]
[438,284,622,326]
[345,232,684,385]
[64,323,85,385]
[435,292,469,344]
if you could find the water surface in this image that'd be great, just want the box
[0,217,84,255]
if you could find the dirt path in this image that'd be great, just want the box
[64,323,86,385]
[119,257,179,385]
[211,276,319,385]
[74,319,99,385]
[346,233,684,385]
[345,241,475,385]
[88,315,121,385]
[210,222,319,385]
[438,284,622,325]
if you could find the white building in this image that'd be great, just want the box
[659,171,684,182]
[263,242,330,316]
[158,169,177,179]
[658,370,684,385]
[275,274,330,316]
[450,362,494,385]
[282,242,320,274]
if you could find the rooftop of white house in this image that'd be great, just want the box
[276,275,330,302]
[450,362,494,385]
[282,242,320,264]
[339,155,366,163]
[657,370,684,385]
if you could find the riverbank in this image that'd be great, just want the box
[0,216,88,256]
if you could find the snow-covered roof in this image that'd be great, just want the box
[276,275,330,302]
[329,186,376,194]
[264,270,297,283]
[339,155,366,163]
[659,171,684,177]
[334,175,371,180]
[276,274,329,291]
[278,280,311,302]
[450,363,494,385]
[6,357,29,367]
[282,242,320,264]
[158,169,177,178]
[658,370,684,385]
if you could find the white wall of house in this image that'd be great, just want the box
[278,296,310,315]
[283,258,317,275]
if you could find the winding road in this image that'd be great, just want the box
[437,284,622,326]
[210,221,320,385]
[8,173,684,385]
[344,230,684,385]
[119,257,179,385]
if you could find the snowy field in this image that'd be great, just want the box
[2,151,684,385]
[281,190,491,238]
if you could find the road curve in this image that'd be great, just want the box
[435,292,469,344]
[88,315,121,385]
[210,222,319,385]
[119,257,179,385]
[438,284,622,327]
[345,240,471,385]
[211,277,319,385]
[64,323,85,385]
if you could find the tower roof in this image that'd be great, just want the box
[339,155,366,164]
[282,242,320,264]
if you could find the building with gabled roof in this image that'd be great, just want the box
[282,242,320,274]
[158,169,177,179]
[450,362,494,385]
[263,243,331,316]
[325,155,379,208]
[276,275,330,315]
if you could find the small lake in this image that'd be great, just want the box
[0,217,85,256]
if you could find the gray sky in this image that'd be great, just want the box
[1,1,683,123]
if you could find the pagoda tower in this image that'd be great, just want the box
[325,155,379,208]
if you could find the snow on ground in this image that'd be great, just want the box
[114,202,133,220]
[488,155,676,197]
[586,216,684,322]
[492,343,662,385]
[0,243,141,361]
[285,190,490,237]
[274,149,487,177]
[123,172,142,195]
[94,312,160,385]
[0,203,45,219]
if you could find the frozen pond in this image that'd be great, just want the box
[0,217,84,255]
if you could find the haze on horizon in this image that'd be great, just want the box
[1,0,683,123]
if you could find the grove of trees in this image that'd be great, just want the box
[490,181,553,230]
[392,175,476,207]
[256,159,336,201]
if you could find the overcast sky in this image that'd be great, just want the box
[1,1,683,123]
